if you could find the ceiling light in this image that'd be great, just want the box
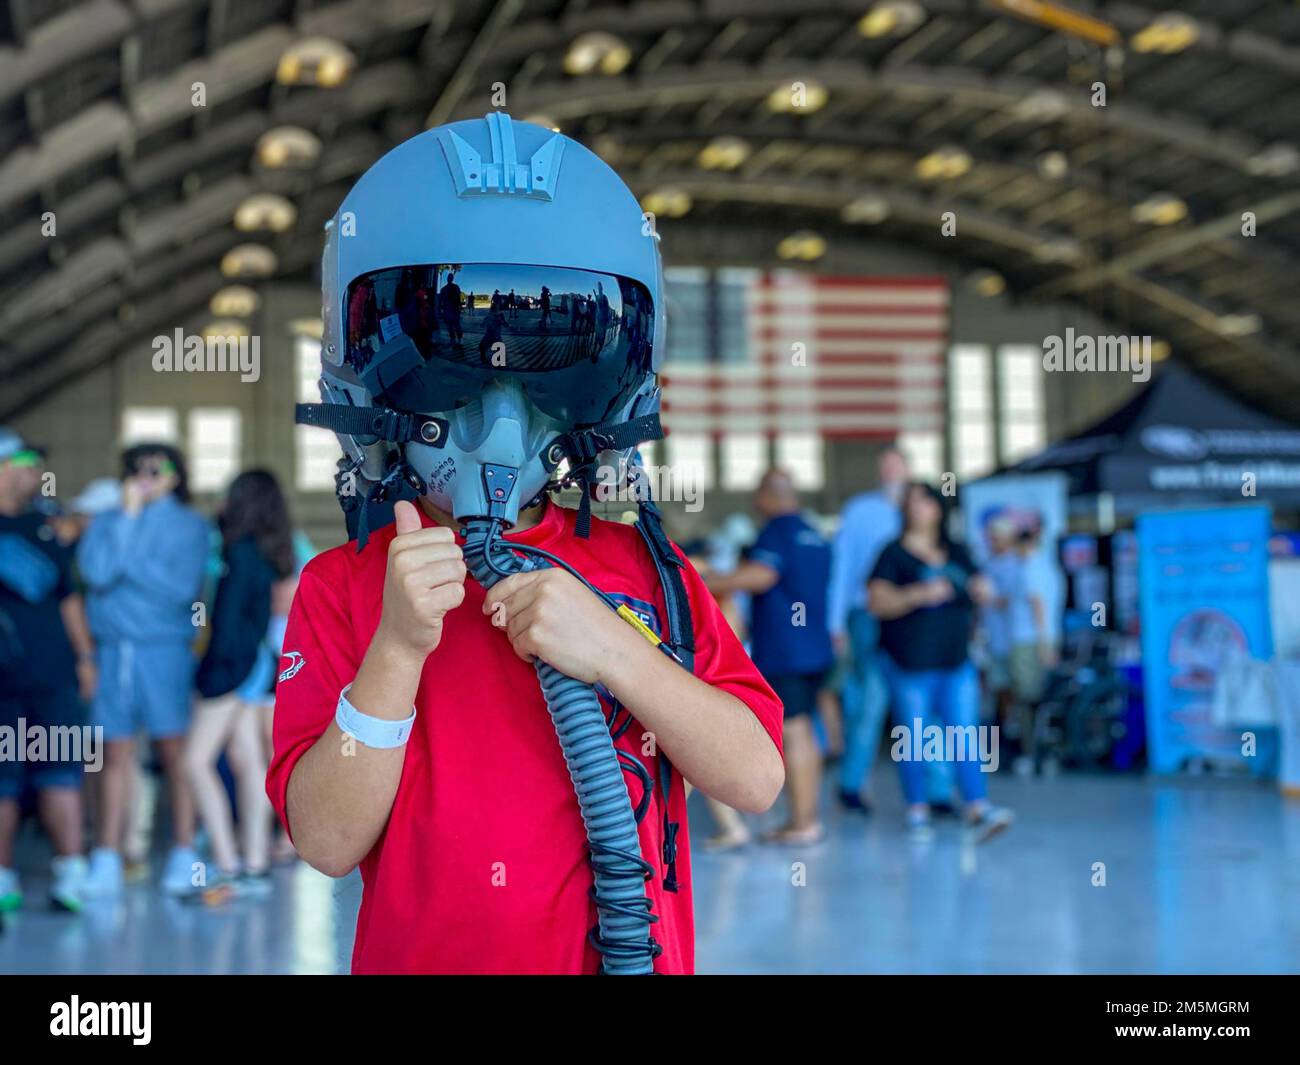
[1132,12,1199,54]
[1247,144,1300,178]
[777,231,827,261]
[564,32,632,76]
[842,196,891,224]
[202,320,251,341]
[276,38,355,87]
[1033,238,1082,264]
[641,188,692,218]
[915,146,972,181]
[968,270,1006,297]
[210,286,260,317]
[234,193,297,234]
[220,244,278,279]
[858,1,927,38]
[1150,339,1171,362]
[1036,150,1069,179]
[1217,313,1261,337]
[1132,193,1187,226]
[1012,90,1069,122]
[767,81,828,114]
[698,136,751,170]
[255,126,322,169]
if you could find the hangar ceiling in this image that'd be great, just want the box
[1,0,1297,420]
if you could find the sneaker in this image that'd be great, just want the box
[0,865,23,912]
[160,845,202,897]
[81,847,124,900]
[906,809,934,844]
[50,855,87,913]
[966,804,1014,844]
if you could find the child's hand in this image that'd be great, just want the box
[482,568,638,684]
[375,500,467,660]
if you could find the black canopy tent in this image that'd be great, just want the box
[1001,363,1300,513]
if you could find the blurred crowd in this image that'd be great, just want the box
[0,426,1065,915]
[0,428,305,913]
[689,445,1065,848]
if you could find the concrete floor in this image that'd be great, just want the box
[2,772,1298,974]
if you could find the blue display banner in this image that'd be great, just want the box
[1138,505,1275,775]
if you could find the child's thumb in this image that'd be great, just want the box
[393,500,422,536]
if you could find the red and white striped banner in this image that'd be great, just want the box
[660,273,949,438]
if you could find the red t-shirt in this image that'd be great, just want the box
[267,501,783,974]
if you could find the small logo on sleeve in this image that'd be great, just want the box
[278,651,306,683]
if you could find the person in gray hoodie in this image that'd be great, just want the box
[77,442,210,898]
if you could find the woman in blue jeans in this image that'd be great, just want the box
[868,482,1013,843]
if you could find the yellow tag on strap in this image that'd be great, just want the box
[616,603,663,647]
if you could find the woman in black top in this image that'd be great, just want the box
[868,482,1013,843]
[184,471,296,894]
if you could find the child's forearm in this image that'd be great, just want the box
[285,633,423,877]
[598,636,783,813]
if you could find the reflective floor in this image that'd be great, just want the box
[2,772,1298,974]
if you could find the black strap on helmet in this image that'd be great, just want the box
[551,411,664,538]
[294,403,448,448]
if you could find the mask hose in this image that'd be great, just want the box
[462,517,660,974]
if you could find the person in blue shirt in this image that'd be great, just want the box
[705,469,833,844]
[77,442,211,899]
[829,445,955,813]
[0,430,96,913]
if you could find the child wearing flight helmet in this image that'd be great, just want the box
[269,113,784,974]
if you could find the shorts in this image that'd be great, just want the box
[0,686,87,798]
[768,670,830,721]
[92,641,195,741]
[1008,644,1047,703]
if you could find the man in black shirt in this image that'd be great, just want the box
[0,429,94,911]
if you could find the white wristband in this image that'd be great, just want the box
[335,684,416,749]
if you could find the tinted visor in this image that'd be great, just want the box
[344,264,655,426]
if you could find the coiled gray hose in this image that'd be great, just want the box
[462,519,658,975]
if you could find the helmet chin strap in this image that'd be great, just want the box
[548,412,664,537]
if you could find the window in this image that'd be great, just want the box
[948,344,994,478]
[295,334,339,490]
[776,432,825,490]
[663,267,709,363]
[722,433,766,491]
[665,432,714,494]
[121,407,178,445]
[188,408,241,492]
[717,267,759,364]
[998,345,1046,463]
[897,431,944,483]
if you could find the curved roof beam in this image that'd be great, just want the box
[461,60,1288,175]
[1031,191,1300,299]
